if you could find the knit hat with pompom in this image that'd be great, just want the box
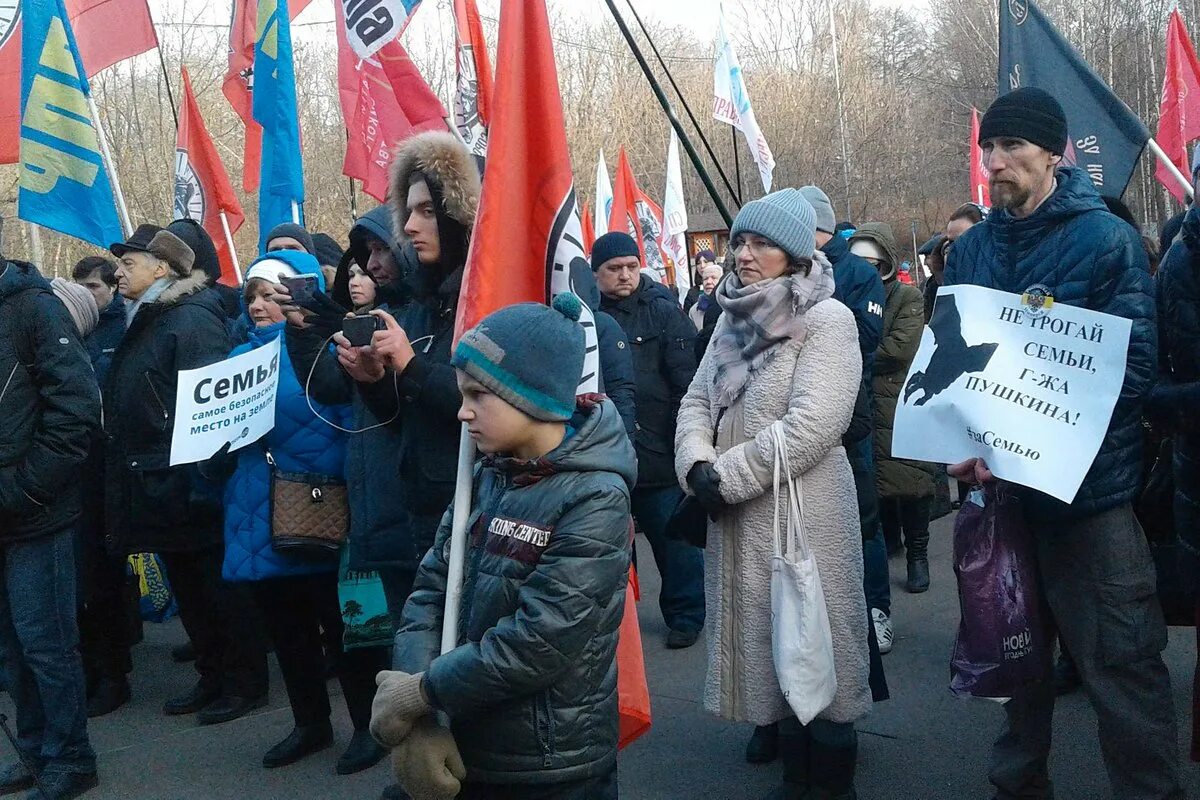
[452,293,586,421]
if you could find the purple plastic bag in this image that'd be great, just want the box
[950,484,1051,698]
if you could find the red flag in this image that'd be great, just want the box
[580,200,595,254]
[0,0,158,165]
[608,148,672,284]
[969,107,991,207]
[1156,9,1200,202]
[176,68,245,286]
[452,0,494,157]
[335,4,447,202]
[223,0,311,193]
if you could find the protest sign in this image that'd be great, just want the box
[892,285,1131,503]
[169,338,281,466]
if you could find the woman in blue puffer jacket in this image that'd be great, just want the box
[219,250,387,775]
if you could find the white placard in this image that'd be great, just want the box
[892,285,1132,503]
[169,338,282,466]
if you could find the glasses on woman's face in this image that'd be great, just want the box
[730,235,782,258]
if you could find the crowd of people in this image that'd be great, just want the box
[0,87,1196,800]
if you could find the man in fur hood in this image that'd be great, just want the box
[104,223,268,727]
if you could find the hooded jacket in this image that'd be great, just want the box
[339,205,420,310]
[103,268,231,554]
[85,294,126,387]
[0,260,101,542]
[393,399,636,785]
[601,274,698,487]
[167,218,241,321]
[946,166,1156,520]
[222,254,350,582]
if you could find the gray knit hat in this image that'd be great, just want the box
[730,188,817,263]
[452,294,586,422]
[50,277,99,338]
[798,186,837,235]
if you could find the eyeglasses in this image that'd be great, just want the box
[730,235,782,257]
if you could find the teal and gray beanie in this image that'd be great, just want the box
[730,188,818,264]
[452,293,585,422]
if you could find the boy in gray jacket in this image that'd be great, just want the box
[370,294,637,800]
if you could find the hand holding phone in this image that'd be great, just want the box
[342,314,385,348]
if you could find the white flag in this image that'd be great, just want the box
[595,151,613,237]
[663,131,691,302]
[713,9,775,192]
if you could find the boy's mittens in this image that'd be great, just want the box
[370,670,432,747]
[393,717,466,800]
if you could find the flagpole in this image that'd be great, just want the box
[218,211,243,284]
[440,424,477,656]
[86,96,133,237]
[143,0,179,128]
[27,223,44,270]
[731,127,743,204]
[604,0,734,227]
[1147,138,1196,200]
[828,0,853,220]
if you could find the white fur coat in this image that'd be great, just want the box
[675,298,872,725]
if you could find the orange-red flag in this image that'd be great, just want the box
[223,0,311,193]
[0,0,158,164]
[176,68,245,286]
[580,200,595,255]
[608,147,672,284]
[1156,9,1200,202]
[969,107,991,207]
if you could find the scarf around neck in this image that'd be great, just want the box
[708,251,836,411]
[125,277,174,327]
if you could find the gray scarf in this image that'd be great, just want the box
[708,251,836,411]
[125,277,173,327]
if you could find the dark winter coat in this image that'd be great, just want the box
[393,399,636,785]
[600,274,697,487]
[221,263,351,582]
[946,166,1157,520]
[1147,206,1200,559]
[103,271,231,554]
[580,274,637,437]
[334,205,420,310]
[826,234,885,453]
[0,261,101,542]
[873,278,937,498]
[85,294,126,387]
[290,265,463,573]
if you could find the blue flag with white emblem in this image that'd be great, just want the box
[253,0,305,251]
[18,0,122,247]
[997,0,1149,199]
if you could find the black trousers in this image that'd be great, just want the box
[458,766,618,800]
[78,551,135,685]
[880,496,932,553]
[159,547,268,698]
[250,572,385,729]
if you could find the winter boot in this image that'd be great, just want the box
[745,723,779,764]
[808,722,857,800]
[905,533,930,594]
[765,718,810,799]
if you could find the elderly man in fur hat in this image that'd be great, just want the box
[103,224,268,728]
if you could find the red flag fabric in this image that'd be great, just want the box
[616,570,651,748]
[176,68,245,286]
[1157,9,1200,202]
[335,4,447,203]
[223,0,311,193]
[970,107,991,208]
[580,200,595,255]
[0,0,158,165]
[608,148,672,284]
[452,0,494,157]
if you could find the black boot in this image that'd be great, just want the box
[170,641,196,663]
[906,534,930,594]
[22,770,98,800]
[745,723,779,764]
[808,724,857,800]
[163,681,221,716]
[86,678,130,718]
[1054,647,1081,696]
[197,693,268,726]
[765,718,809,800]
[262,723,333,769]
[336,730,386,775]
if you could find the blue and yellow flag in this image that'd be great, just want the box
[18,0,122,248]
[253,0,304,251]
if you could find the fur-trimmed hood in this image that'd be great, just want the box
[388,131,481,240]
[153,269,211,306]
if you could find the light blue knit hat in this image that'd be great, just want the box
[730,188,818,264]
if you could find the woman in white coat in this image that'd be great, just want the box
[675,189,871,800]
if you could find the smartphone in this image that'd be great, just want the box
[280,274,317,305]
[342,314,384,348]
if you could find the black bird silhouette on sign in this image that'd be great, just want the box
[903,295,999,406]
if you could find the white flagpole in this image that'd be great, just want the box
[27,223,44,270]
[440,424,477,656]
[827,0,853,220]
[290,200,301,225]
[218,211,243,284]
[85,96,133,237]
[1147,138,1196,201]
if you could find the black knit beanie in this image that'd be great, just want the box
[978,87,1067,156]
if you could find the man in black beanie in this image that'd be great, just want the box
[946,88,1180,799]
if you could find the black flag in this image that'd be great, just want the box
[998,0,1149,198]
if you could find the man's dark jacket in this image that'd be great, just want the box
[946,166,1156,520]
[600,274,697,487]
[289,264,462,573]
[103,270,231,554]
[0,261,101,542]
[86,294,125,387]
